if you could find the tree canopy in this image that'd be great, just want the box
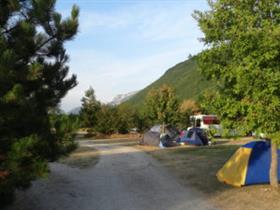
[145,84,179,126]
[194,0,280,137]
[194,0,280,187]
[0,0,79,205]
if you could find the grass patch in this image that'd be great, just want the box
[138,143,280,210]
[59,146,99,169]
[170,145,239,158]
[146,145,239,194]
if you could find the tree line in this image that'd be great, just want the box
[79,86,144,135]
[79,85,202,136]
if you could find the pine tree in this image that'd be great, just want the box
[80,87,101,129]
[0,0,79,205]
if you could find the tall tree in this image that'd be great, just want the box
[0,0,79,205]
[194,0,280,187]
[80,87,101,128]
[116,104,137,134]
[178,99,201,129]
[145,85,179,131]
[95,104,118,135]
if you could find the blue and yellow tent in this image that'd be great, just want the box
[217,140,280,187]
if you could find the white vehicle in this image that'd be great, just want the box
[189,114,222,137]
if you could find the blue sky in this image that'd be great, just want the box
[56,0,209,111]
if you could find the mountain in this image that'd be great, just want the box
[68,56,213,114]
[109,91,138,106]
[67,91,138,114]
[125,56,215,108]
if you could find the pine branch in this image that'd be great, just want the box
[0,25,18,36]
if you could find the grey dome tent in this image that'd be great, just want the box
[178,127,209,146]
[140,125,179,147]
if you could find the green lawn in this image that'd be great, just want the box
[145,145,239,194]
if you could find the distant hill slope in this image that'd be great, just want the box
[68,91,138,114]
[125,56,215,108]
[109,91,138,106]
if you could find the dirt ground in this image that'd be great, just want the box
[7,137,280,210]
[6,139,215,210]
[59,146,99,169]
[77,130,142,140]
[137,138,280,210]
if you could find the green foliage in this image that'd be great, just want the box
[194,1,280,140]
[145,85,179,125]
[79,87,145,135]
[126,56,214,109]
[115,104,136,134]
[49,114,80,155]
[178,99,201,129]
[0,0,79,206]
[1,135,48,204]
[80,87,101,128]
[95,105,118,135]
[133,110,151,132]
[95,104,141,135]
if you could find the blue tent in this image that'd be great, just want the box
[217,140,280,187]
[178,127,209,146]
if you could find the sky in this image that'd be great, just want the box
[56,0,209,111]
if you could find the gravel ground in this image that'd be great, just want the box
[6,140,216,210]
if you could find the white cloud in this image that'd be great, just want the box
[78,2,202,41]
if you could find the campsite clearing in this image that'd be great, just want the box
[7,137,280,210]
[58,138,139,169]
[7,138,214,210]
[137,139,280,210]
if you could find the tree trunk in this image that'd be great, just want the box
[161,122,165,135]
[270,142,279,188]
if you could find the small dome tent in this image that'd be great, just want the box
[140,125,179,147]
[217,140,280,187]
[178,127,209,146]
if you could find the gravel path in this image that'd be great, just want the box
[7,140,216,210]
